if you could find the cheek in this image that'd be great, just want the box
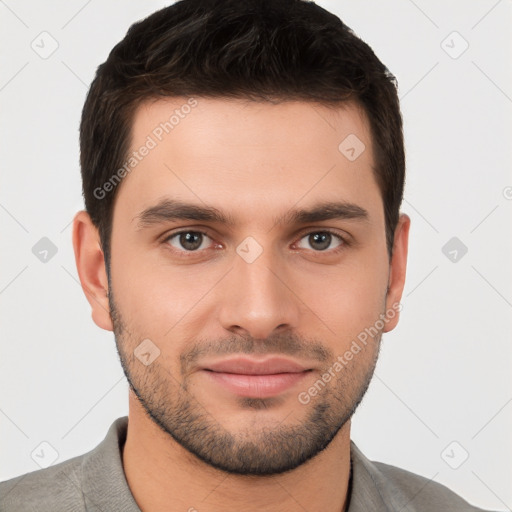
[316,257,389,341]
[109,242,222,343]
[109,238,171,337]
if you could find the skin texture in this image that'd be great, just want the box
[73,97,410,512]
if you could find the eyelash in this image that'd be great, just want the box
[162,228,349,258]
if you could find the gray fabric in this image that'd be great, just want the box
[0,416,492,511]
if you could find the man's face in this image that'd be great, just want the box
[106,97,400,475]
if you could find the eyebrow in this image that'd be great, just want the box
[134,198,369,230]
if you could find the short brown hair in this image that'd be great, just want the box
[80,0,405,268]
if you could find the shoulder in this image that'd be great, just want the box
[349,442,493,512]
[0,417,133,512]
[0,455,86,512]
[374,459,489,511]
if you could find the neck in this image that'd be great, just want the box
[122,392,351,512]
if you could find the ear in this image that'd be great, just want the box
[72,210,113,331]
[383,213,410,332]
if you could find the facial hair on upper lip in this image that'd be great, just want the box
[178,332,333,378]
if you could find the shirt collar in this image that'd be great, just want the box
[348,441,418,512]
[79,416,416,512]
[79,416,140,511]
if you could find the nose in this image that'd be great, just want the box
[217,244,301,340]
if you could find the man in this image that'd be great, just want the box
[0,0,492,510]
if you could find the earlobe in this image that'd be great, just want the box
[384,213,410,332]
[72,210,113,332]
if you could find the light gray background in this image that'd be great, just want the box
[1,1,511,510]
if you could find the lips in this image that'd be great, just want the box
[200,357,312,399]
[203,357,309,375]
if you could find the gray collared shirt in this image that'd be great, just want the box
[0,416,492,511]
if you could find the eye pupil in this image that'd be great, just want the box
[310,232,331,251]
[180,232,203,251]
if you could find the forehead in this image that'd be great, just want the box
[115,97,382,226]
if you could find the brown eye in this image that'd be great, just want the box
[166,231,211,252]
[296,231,344,252]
